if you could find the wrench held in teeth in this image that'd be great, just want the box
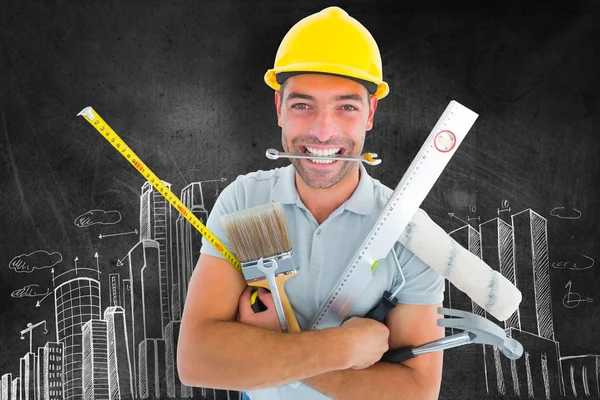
[265,148,382,165]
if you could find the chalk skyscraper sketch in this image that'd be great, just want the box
[1,373,12,400]
[82,319,109,399]
[53,276,101,400]
[176,182,209,314]
[104,306,134,400]
[41,342,64,400]
[140,181,175,333]
[443,207,597,399]
[512,210,554,340]
[121,239,160,398]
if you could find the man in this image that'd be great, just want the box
[178,6,445,399]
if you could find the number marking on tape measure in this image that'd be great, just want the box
[310,100,478,330]
[77,106,242,273]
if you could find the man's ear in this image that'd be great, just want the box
[274,91,282,127]
[366,95,378,131]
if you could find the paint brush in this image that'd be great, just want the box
[221,202,301,333]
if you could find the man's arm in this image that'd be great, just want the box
[303,302,444,399]
[177,253,390,391]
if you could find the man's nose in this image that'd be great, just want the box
[310,110,338,142]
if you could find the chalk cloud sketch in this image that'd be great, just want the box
[552,255,594,270]
[550,207,582,220]
[74,209,122,227]
[9,250,62,273]
[11,284,50,298]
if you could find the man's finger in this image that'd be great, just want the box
[238,286,254,313]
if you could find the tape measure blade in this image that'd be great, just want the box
[310,101,478,330]
[78,106,242,272]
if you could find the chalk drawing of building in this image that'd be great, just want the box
[121,279,136,397]
[21,352,36,400]
[442,224,489,396]
[54,276,101,400]
[104,306,134,400]
[443,208,573,399]
[122,239,160,398]
[512,210,554,340]
[37,347,44,400]
[138,339,167,399]
[509,210,561,399]
[165,321,193,398]
[11,378,19,400]
[174,181,233,400]
[176,182,209,313]
[561,355,600,397]
[19,357,25,400]
[82,319,109,399]
[41,342,64,400]
[2,373,12,400]
[480,217,517,395]
[108,273,122,308]
[140,181,174,332]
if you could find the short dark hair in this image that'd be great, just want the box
[278,79,373,110]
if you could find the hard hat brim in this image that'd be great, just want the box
[265,64,389,100]
[276,71,379,95]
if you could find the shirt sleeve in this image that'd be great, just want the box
[200,182,239,259]
[391,243,445,305]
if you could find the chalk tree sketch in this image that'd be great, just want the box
[443,207,599,399]
[8,250,62,273]
[74,209,122,227]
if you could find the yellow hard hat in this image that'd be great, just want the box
[264,6,389,100]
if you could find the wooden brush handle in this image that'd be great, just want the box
[252,274,301,333]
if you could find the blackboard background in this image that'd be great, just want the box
[0,0,597,399]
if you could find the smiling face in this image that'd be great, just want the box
[274,74,378,189]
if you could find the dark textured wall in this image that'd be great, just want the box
[0,1,597,399]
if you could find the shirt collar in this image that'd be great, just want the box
[271,163,375,215]
[271,165,298,205]
[344,163,374,215]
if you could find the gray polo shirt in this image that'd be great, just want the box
[200,164,444,399]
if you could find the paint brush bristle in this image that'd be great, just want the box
[221,202,292,262]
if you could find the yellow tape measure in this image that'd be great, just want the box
[77,106,242,273]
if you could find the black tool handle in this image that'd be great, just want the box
[251,297,267,312]
[381,345,418,363]
[365,291,418,364]
[365,290,398,321]
[250,288,268,312]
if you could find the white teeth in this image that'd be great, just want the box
[306,146,341,157]
[310,159,334,164]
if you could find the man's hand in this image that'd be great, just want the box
[339,317,390,370]
[237,286,282,332]
[238,287,390,368]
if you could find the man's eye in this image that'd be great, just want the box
[292,103,309,109]
[341,105,358,111]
